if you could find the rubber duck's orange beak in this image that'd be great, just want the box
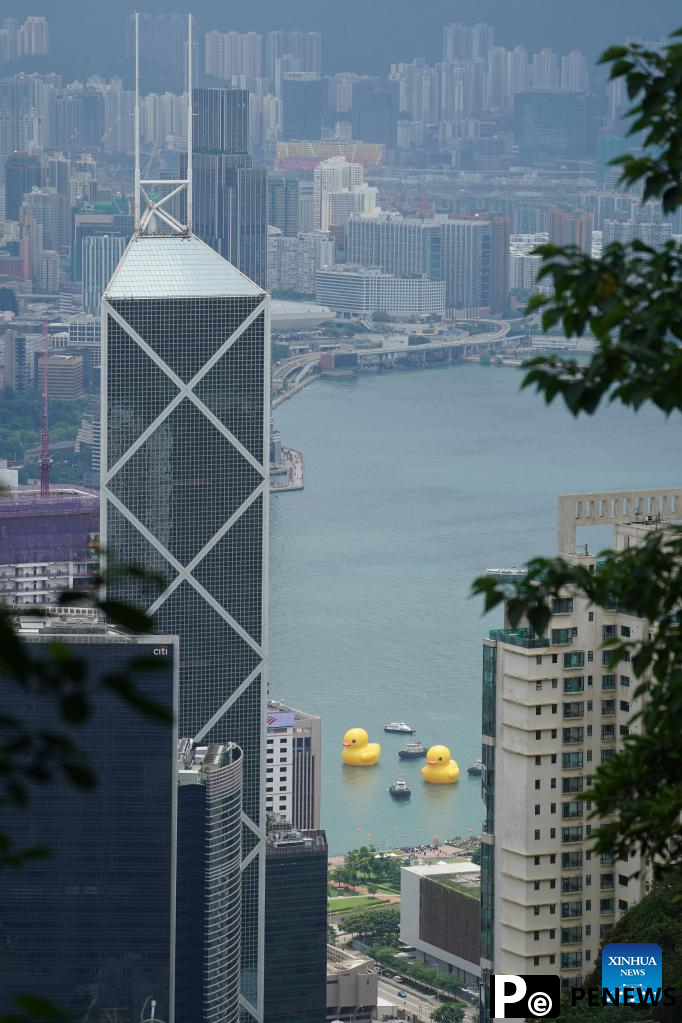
[342,741,351,747]
[427,759,438,765]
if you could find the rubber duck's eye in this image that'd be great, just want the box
[352,738,356,743]
[438,756,443,761]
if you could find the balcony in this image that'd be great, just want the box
[489,628,548,649]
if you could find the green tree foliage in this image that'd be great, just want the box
[370,947,463,997]
[473,28,682,871]
[340,907,400,945]
[431,1005,465,1023]
[0,388,87,463]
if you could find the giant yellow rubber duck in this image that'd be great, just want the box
[342,727,381,766]
[421,744,460,784]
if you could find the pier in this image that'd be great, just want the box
[270,446,304,492]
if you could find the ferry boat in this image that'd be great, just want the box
[467,759,484,776]
[384,721,415,734]
[398,739,426,759]
[389,777,411,800]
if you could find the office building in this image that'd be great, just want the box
[82,234,127,315]
[102,146,269,1017]
[316,265,445,318]
[39,352,84,398]
[267,175,300,236]
[0,486,98,607]
[275,139,386,170]
[189,88,267,288]
[549,207,593,255]
[265,700,321,829]
[16,15,48,56]
[313,156,376,232]
[282,74,326,140]
[489,216,511,314]
[351,79,399,149]
[479,488,682,1021]
[267,228,334,296]
[264,820,328,1023]
[400,862,481,985]
[346,212,443,280]
[441,218,491,314]
[20,186,69,252]
[177,740,244,1023]
[0,626,178,1019]
[72,199,133,281]
[514,90,597,164]
[326,947,378,1023]
[4,152,41,220]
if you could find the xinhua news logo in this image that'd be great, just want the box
[601,941,662,998]
[490,975,560,1018]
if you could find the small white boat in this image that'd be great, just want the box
[384,721,415,734]
[468,760,484,776]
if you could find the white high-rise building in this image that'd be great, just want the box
[480,488,682,1023]
[265,700,321,829]
[267,228,334,295]
[561,50,589,93]
[313,156,364,231]
[82,235,126,315]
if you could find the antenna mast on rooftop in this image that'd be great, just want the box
[39,318,52,496]
[134,11,193,236]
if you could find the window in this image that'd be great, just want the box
[534,880,540,891]
[588,651,594,662]
[536,680,543,690]
[601,724,616,740]
[535,756,542,766]
[586,899,592,910]
[534,931,540,941]
[602,650,613,666]
[535,779,541,790]
[563,726,584,744]
[534,905,540,915]
[564,652,585,668]
[563,751,583,769]
[552,654,558,663]
[551,778,557,789]
[561,876,582,893]
[549,954,556,964]
[619,899,628,912]
[587,750,593,761]
[563,776,583,794]
[536,706,542,715]
[585,875,591,886]
[585,925,591,936]
[562,851,583,868]
[601,874,614,890]
[620,724,630,736]
[601,851,614,865]
[534,829,541,840]
[551,729,558,738]
[536,730,542,740]
[561,900,583,918]
[534,856,540,865]
[600,898,614,914]
[552,628,575,645]
[621,625,631,638]
[551,754,557,764]
[561,951,583,970]
[552,704,558,713]
[620,675,630,687]
[587,725,592,736]
[588,611,594,621]
[535,804,541,815]
[602,624,616,640]
[563,701,584,718]
[561,826,583,843]
[550,854,556,864]
[550,903,556,914]
[618,875,629,887]
[536,657,543,666]
[601,748,616,763]
[550,802,556,814]
[562,801,583,819]
[587,700,593,711]
[602,674,616,690]
[550,929,556,939]
[601,700,615,715]
[550,879,556,889]
[552,597,574,614]
[620,700,630,712]
[561,926,582,944]
[533,956,540,967]
[600,923,612,938]
[587,675,593,686]
[586,950,591,962]
[550,827,556,838]
[552,678,558,688]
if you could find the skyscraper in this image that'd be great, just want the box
[281,74,326,140]
[82,234,127,315]
[189,88,267,288]
[351,79,399,149]
[549,206,593,254]
[102,34,269,1018]
[0,626,178,1019]
[4,151,41,220]
[267,175,300,236]
[479,488,681,1022]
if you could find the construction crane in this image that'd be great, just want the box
[39,318,52,496]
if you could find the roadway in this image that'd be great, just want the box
[377,976,478,1022]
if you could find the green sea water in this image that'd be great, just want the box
[269,362,681,854]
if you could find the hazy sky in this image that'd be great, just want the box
[5,1,681,74]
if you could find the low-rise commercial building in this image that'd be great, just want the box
[326,946,379,1023]
[315,265,445,319]
[400,862,481,986]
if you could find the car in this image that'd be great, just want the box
[394,976,403,983]
[397,991,407,999]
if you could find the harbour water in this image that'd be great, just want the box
[269,362,681,854]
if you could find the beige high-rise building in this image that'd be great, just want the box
[265,699,321,830]
[480,488,682,1022]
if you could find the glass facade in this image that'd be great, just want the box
[264,829,328,1023]
[103,234,269,1021]
[0,633,177,1019]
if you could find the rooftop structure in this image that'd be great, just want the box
[0,487,98,566]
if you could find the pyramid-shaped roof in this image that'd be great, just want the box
[105,233,263,300]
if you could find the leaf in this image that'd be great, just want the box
[97,600,153,633]
[13,995,71,1020]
